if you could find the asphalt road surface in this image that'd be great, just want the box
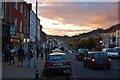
[40,50,120,80]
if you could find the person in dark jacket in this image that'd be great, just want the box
[17,45,25,67]
[36,45,40,60]
[44,44,49,60]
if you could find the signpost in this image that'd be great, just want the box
[10,26,16,35]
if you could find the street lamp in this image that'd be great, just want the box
[34,0,38,69]
[100,40,102,44]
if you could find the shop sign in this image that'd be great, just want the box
[10,26,16,35]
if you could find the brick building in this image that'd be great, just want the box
[4,2,32,47]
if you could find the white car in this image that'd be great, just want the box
[102,48,119,58]
[52,48,62,53]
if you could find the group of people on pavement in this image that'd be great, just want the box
[3,43,50,67]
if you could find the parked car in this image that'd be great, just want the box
[114,47,120,57]
[44,52,72,75]
[75,49,89,61]
[83,52,111,69]
[102,48,119,58]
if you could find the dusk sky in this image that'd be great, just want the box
[26,0,118,36]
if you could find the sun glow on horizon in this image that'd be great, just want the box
[39,16,93,36]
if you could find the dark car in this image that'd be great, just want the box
[44,52,72,75]
[83,52,111,69]
[75,49,89,61]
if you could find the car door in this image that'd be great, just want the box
[85,54,91,65]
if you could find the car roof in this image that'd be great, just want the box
[88,51,104,54]
[114,47,120,49]
[49,52,66,56]
[52,49,62,51]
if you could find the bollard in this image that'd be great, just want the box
[35,70,39,80]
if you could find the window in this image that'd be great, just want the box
[14,0,17,9]
[20,20,22,32]
[24,26,26,33]
[27,11,29,18]
[14,17,17,26]
[27,27,28,34]
[24,8,27,17]
[1,0,5,19]
[14,17,17,32]
[20,4,22,13]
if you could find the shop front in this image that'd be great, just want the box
[10,33,23,47]
[2,24,10,50]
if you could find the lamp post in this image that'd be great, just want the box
[34,0,38,69]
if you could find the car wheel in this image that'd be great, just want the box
[107,66,111,70]
[44,70,48,76]
[90,64,93,69]
[76,57,78,60]
[84,63,86,67]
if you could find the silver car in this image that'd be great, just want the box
[102,48,119,58]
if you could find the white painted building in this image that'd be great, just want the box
[30,10,36,42]
[37,18,40,41]
[116,29,120,46]
[103,24,120,48]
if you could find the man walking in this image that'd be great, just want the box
[17,45,25,67]
[44,44,49,60]
[36,45,40,60]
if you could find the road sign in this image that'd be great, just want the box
[10,26,16,35]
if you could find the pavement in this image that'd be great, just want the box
[2,55,46,79]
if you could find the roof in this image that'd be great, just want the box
[88,51,103,54]
[49,53,66,56]
[104,24,120,33]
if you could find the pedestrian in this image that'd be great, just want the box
[40,48,44,59]
[9,45,16,65]
[17,45,25,67]
[44,44,49,60]
[26,47,33,67]
[3,45,10,62]
[36,45,40,60]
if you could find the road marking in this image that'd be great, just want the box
[113,67,120,69]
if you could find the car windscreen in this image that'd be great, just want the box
[49,55,67,61]
[79,49,88,54]
[93,53,108,59]
[108,49,117,52]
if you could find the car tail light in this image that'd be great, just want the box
[108,59,111,62]
[92,59,95,62]
[67,60,71,65]
[45,61,52,68]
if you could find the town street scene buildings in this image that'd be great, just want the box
[0,1,120,80]
[1,1,47,51]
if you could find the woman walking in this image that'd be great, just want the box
[26,47,33,67]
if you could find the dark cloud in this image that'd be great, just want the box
[36,2,118,28]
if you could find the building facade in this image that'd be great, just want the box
[30,10,36,43]
[103,24,120,48]
[4,2,31,48]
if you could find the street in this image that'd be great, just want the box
[40,50,120,80]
